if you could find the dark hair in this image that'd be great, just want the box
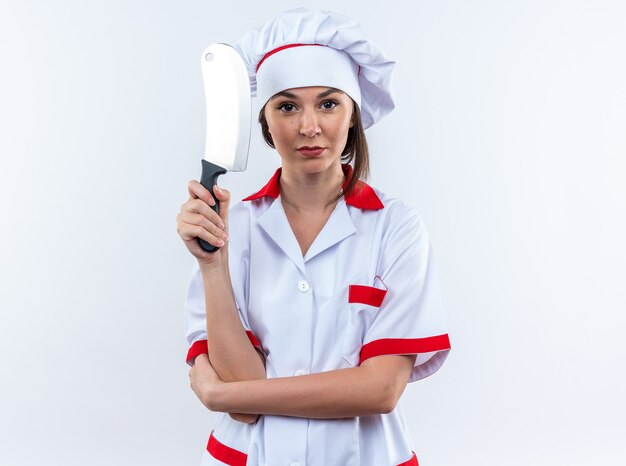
[258,97,371,207]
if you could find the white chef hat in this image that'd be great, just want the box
[233,7,396,129]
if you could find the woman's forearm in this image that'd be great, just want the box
[200,263,266,382]
[209,365,395,419]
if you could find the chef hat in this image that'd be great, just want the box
[233,7,396,129]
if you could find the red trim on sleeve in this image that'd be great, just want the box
[206,430,248,466]
[397,451,419,466]
[348,284,388,307]
[186,339,207,365]
[186,332,262,365]
[360,334,451,365]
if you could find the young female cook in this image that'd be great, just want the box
[176,7,451,466]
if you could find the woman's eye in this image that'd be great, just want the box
[278,103,296,112]
[322,100,338,109]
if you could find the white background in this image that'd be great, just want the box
[1,1,625,465]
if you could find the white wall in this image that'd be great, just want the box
[1,1,624,465]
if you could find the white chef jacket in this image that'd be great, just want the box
[184,163,451,466]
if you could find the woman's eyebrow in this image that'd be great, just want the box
[271,88,341,100]
[317,88,341,98]
[271,91,297,100]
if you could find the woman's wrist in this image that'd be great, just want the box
[198,258,229,276]
[204,378,229,412]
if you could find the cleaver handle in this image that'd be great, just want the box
[198,159,227,253]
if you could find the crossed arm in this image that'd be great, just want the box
[194,263,416,421]
[190,352,416,418]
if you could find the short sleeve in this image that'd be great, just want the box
[360,206,451,383]
[183,262,263,366]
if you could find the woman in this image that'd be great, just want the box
[176,7,451,466]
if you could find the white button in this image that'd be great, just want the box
[294,369,307,376]
[297,280,310,292]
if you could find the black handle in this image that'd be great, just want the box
[198,159,227,253]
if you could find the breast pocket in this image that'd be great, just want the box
[342,276,388,367]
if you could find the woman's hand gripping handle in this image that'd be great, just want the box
[176,172,231,268]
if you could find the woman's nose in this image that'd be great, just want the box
[299,108,321,137]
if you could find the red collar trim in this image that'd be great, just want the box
[242,164,384,210]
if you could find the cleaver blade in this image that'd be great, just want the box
[198,43,251,253]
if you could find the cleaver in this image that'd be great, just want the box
[197,43,251,253]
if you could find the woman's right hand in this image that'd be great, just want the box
[176,180,231,268]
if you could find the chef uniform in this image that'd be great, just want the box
[184,7,451,466]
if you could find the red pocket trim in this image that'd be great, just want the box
[348,284,388,307]
[206,430,247,466]
[246,330,261,348]
[397,451,419,466]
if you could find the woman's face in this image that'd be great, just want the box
[263,86,354,172]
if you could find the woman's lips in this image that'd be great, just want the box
[298,147,325,157]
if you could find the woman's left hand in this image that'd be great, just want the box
[189,354,261,423]
[189,354,224,411]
